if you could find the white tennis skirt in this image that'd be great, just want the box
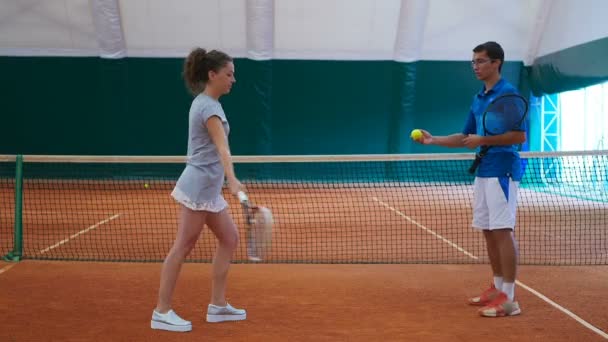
[171,164,228,213]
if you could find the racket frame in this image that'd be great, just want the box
[468,93,528,174]
[237,191,265,262]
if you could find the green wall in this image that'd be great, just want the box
[1,57,523,156]
[1,57,190,155]
[527,37,608,96]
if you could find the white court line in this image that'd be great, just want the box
[515,281,608,339]
[38,214,122,254]
[372,196,608,340]
[372,197,478,260]
[0,263,17,275]
[23,210,120,215]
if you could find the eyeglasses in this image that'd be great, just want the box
[471,59,494,66]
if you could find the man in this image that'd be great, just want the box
[414,41,526,317]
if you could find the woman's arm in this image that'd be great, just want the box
[207,116,243,195]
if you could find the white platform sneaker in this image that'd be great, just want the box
[206,303,247,323]
[151,309,192,332]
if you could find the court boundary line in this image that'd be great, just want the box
[38,214,122,254]
[515,281,608,339]
[372,196,608,340]
[372,197,478,260]
[0,263,17,275]
[23,210,124,215]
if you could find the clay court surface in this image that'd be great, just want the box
[1,261,607,341]
[1,181,606,341]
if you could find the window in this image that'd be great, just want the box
[559,81,608,151]
[536,82,608,193]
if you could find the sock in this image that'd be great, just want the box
[493,276,503,290]
[502,282,515,301]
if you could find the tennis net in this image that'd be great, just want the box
[1,151,606,264]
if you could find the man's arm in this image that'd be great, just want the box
[426,133,467,148]
[417,130,466,148]
[462,131,526,149]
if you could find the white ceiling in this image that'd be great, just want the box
[0,0,606,64]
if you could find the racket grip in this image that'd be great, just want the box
[468,156,481,174]
[237,191,249,203]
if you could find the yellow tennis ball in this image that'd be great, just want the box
[410,129,423,141]
[144,183,150,189]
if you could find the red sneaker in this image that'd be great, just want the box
[468,284,500,306]
[478,292,522,317]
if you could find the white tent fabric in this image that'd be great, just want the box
[91,0,125,59]
[524,0,554,66]
[0,0,97,56]
[536,0,608,57]
[246,0,274,60]
[393,0,429,63]
[0,0,606,64]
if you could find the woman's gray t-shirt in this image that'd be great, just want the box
[173,93,230,206]
[186,93,230,168]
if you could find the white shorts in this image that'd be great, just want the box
[472,177,519,230]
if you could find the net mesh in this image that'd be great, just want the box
[1,152,607,264]
[0,157,16,258]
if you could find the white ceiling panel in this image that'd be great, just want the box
[0,0,605,61]
[0,0,96,53]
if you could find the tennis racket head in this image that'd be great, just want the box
[247,206,273,261]
[237,192,273,262]
[469,93,527,175]
[482,93,528,136]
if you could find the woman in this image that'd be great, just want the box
[151,48,246,332]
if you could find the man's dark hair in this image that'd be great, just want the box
[473,41,504,72]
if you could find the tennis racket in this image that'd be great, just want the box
[237,191,273,262]
[468,93,528,174]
